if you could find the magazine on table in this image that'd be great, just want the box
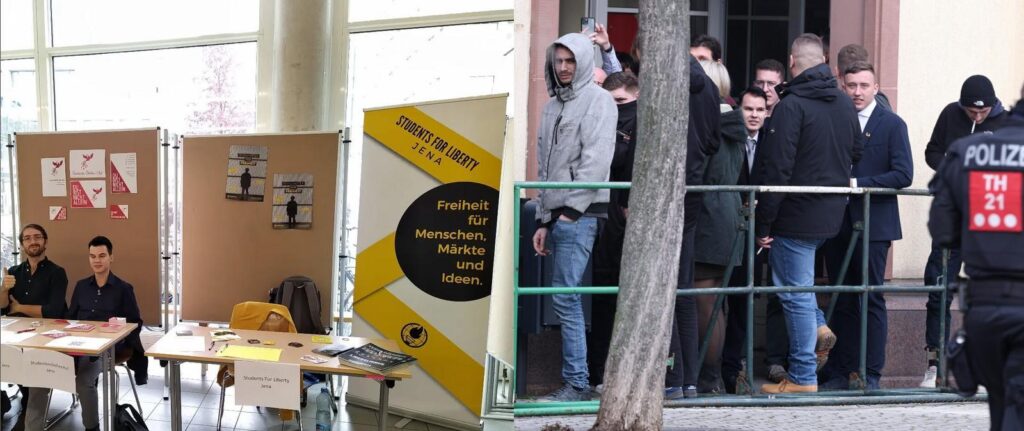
[336,343,416,374]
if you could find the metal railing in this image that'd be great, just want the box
[512,181,983,416]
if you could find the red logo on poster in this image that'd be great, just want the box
[968,171,1022,232]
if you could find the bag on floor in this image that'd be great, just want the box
[114,403,149,431]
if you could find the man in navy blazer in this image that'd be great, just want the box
[820,61,913,389]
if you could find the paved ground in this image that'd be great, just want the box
[514,402,991,431]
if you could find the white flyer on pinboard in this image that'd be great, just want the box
[40,158,67,197]
[110,152,137,193]
[69,149,105,178]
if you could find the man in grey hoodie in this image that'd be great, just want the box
[531,32,617,401]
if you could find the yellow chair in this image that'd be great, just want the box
[216,302,300,429]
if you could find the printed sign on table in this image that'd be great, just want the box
[0,345,25,385]
[110,205,128,220]
[272,173,313,229]
[69,149,105,178]
[23,348,76,393]
[234,361,301,411]
[110,153,138,193]
[70,180,106,209]
[49,206,67,221]
[41,157,67,197]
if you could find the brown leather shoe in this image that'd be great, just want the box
[761,378,818,394]
[816,325,837,370]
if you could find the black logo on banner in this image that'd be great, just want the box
[401,323,428,348]
[394,182,498,301]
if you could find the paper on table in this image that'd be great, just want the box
[311,335,332,344]
[1,331,37,343]
[215,345,282,362]
[163,336,205,352]
[0,318,16,328]
[45,336,108,351]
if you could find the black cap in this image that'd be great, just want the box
[959,75,997,108]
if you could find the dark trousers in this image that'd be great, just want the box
[924,243,963,349]
[965,304,1024,431]
[722,250,771,392]
[667,195,701,387]
[587,206,625,387]
[765,293,789,367]
[822,219,891,387]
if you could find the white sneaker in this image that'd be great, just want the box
[977,385,987,394]
[919,365,938,388]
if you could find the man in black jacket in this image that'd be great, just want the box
[919,74,1008,388]
[755,33,861,394]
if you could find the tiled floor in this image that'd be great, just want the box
[2,358,456,431]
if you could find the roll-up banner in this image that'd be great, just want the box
[351,94,507,427]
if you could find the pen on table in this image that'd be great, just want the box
[17,328,36,334]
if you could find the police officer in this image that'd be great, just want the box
[928,118,1024,431]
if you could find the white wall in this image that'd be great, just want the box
[892,0,1024,279]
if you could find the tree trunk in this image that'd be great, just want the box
[592,0,689,429]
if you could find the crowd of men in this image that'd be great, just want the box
[1,226,146,431]
[531,24,1023,430]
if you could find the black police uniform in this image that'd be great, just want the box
[928,123,1024,431]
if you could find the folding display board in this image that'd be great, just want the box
[13,128,163,323]
[180,132,341,323]
[351,94,507,427]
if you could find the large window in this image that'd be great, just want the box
[349,0,511,22]
[54,43,257,133]
[0,0,34,51]
[49,0,258,46]
[1,59,39,269]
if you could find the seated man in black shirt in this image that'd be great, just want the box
[2,224,68,431]
[26,236,146,431]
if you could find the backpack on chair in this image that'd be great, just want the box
[269,275,326,335]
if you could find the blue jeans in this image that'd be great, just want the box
[549,216,599,389]
[769,236,827,386]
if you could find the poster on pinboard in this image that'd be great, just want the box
[225,145,267,202]
[272,173,313,229]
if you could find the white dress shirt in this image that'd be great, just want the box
[858,99,877,132]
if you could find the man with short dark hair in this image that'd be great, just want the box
[756,33,860,394]
[821,61,913,390]
[835,44,892,110]
[752,59,785,118]
[60,236,146,431]
[690,35,723,63]
[3,223,68,431]
[721,88,770,393]
[533,32,616,401]
[919,74,1008,388]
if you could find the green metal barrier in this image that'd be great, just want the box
[513,181,982,416]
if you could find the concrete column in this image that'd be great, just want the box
[270,0,330,132]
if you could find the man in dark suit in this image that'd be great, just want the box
[820,61,913,390]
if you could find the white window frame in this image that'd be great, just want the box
[0,0,274,134]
